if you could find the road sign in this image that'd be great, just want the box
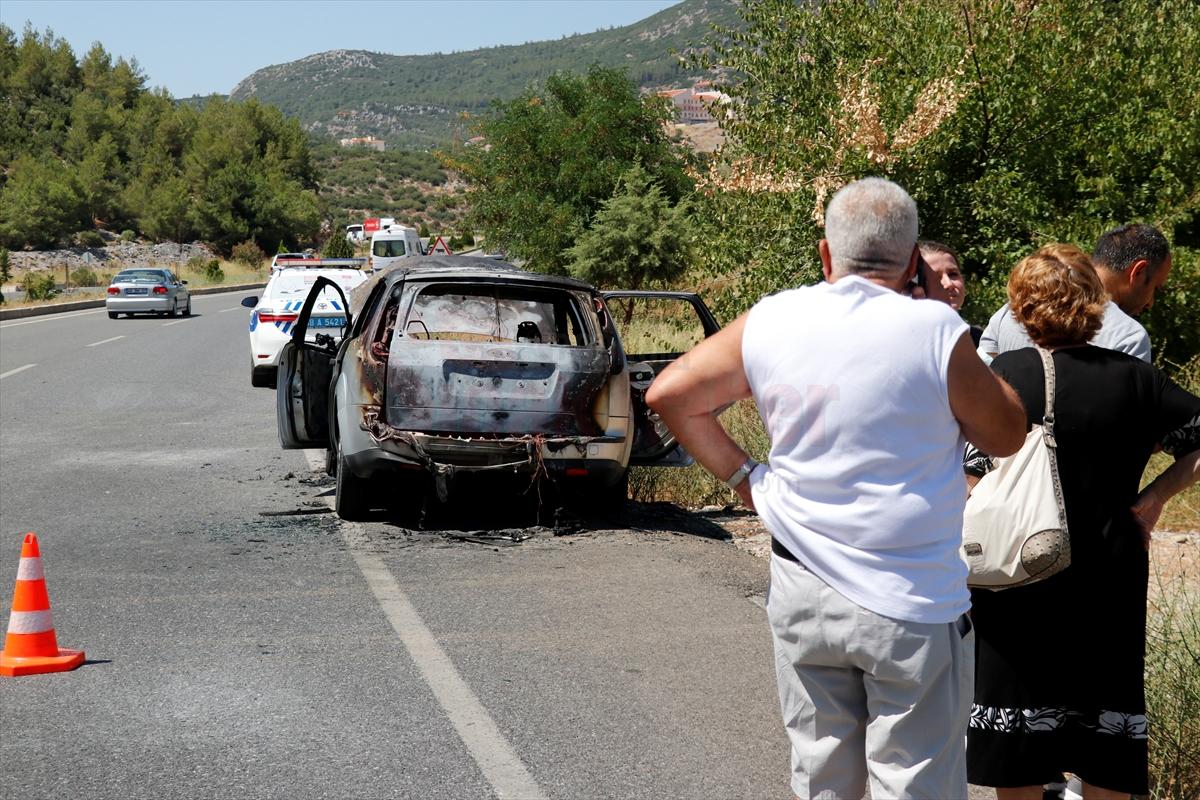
[428,236,453,255]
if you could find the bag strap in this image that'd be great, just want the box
[1036,346,1069,531]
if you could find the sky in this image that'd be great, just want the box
[0,0,682,98]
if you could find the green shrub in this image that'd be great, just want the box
[203,259,225,283]
[231,240,266,271]
[185,254,209,274]
[120,229,136,242]
[69,267,101,287]
[21,271,59,300]
[76,230,104,248]
[322,232,355,258]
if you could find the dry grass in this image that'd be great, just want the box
[1,260,267,309]
[1146,559,1200,800]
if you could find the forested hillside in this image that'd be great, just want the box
[0,25,321,253]
[310,142,468,233]
[229,0,739,148]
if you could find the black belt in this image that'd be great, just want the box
[771,537,799,563]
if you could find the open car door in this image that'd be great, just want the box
[276,277,352,449]
[601,291,721,466]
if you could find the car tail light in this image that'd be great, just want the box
[107,286,119,295]
[153,286,168,295]
[256,311,299,324]
[565,467,589,477]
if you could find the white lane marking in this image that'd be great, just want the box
[219,307,243,313]
[86,335,125,348]
[303,450,548,800]
[0,308,106,328]
[162,319,190,327]
[0,363,37,380]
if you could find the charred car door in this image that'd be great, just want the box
[601,291,721,465]
[276,277,352,449]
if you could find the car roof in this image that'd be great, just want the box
[347,256,597,314]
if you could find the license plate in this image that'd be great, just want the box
[125,288,148,295]
[310,316,346,328]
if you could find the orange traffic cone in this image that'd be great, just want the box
[0,533,84,677]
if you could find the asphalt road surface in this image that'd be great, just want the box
[0,294,791,799]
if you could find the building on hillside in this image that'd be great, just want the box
[339,136,386,151]
[656,85,731,124]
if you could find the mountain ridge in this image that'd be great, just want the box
[228,0,740,148]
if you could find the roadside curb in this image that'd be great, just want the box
[0,282,265,321]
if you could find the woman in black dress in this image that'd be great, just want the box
[964,244,1200,799]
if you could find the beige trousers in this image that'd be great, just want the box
[767,553,974,800]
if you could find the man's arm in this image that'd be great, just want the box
[976,304,1005,362]
[947,332,1027,457]
[644,314,756,507]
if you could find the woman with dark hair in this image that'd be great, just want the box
[964,244,1200,800]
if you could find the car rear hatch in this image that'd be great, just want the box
[270,269,366,335]
[385,282,608,436]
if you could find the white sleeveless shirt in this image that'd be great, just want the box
[743,276,971,623]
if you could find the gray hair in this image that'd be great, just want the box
[825,178,919,277]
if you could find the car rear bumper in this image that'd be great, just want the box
[347,429,628,480]
[250,315,345,367]
[107,297,174,313]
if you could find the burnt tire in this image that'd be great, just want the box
[335,440,372,521]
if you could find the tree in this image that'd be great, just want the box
[565,163,692,306]
[322,229,354,258]
[694,0,1200,366]
[444,65,693,274]
[0,247,9,304]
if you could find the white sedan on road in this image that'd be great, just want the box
[106,268,191,319]
[242,266,369,388]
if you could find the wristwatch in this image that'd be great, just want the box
[724,457,758,490]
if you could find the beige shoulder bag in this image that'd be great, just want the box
[961,347,1071,590]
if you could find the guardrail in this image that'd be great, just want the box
[0,282,266,321]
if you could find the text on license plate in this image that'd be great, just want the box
[125,288,148,295]
[310,316,346,328]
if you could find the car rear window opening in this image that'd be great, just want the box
[403,285,590,346]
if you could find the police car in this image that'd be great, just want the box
[241,258,369,388]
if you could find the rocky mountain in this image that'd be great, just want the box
[228,0,740,148]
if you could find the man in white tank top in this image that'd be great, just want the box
[647,178,1026,799]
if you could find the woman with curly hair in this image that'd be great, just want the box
[964,244,1200,799]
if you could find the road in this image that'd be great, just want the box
[0,294,789,799]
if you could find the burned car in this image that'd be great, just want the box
[274,256,720,520]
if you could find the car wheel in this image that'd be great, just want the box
[168,299,178,318]
[107,311,118,320]
[335,439,372,521]
[182,297,191,317]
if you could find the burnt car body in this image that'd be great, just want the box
[274,256,720,520]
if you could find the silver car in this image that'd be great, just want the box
[275,256,721,520]
[106,269,191,319]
